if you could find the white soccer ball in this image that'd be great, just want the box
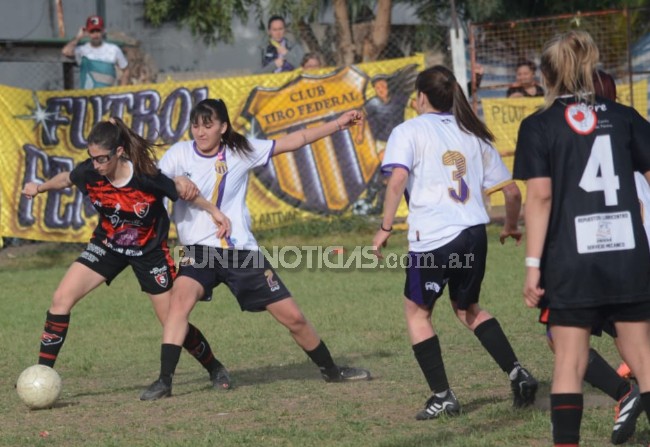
[16,365,62,410]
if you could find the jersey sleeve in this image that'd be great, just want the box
[147,171,179,202]
[69,159,92,194]
[158,144,182,179]
[247,138,275,169]
[513,115,550,180]
[629,108,650,174]
[481,142,513,194]
[381,124,414,174]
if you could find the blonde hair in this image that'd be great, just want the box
[539,30,599,108]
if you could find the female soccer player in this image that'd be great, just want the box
[140,99,371,400]
[514,31,650,446]
[372,65,537,420]
[22,117,232,390]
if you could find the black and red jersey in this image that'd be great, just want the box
[70,159,178,256]
[514,96,650,309]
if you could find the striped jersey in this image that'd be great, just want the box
[159,139,275,250]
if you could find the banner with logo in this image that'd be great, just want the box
[0,55,423,243]
[482,79,648,206]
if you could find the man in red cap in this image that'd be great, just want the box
[62,15,129,89]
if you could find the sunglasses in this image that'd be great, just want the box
[88,149,116,164]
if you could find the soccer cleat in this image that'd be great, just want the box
[611,384,642,445]
[617,362,633,380]
[140,379,172,401]
[321,366,372,383]
[415,389,461,420]
[510,366,538,408]
[210,365,232,390]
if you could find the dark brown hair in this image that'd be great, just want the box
[593,70,616,101]
[415,65,494,143]
[87,117,159,177]
[190,99,253,155]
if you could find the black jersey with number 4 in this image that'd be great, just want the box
[513,96,650,309]
[70,159,178,257]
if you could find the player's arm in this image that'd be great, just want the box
[189,196,231,239]
[522,177,551,308]
[169,174,231,238]
[372,167,408,258]
[273,110,363,156]
[22,172,72,199]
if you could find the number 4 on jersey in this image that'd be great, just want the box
[579,135,620,206]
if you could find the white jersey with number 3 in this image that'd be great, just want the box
[381,112,511,252]
[159,139,275,250]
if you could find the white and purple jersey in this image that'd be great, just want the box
[159,138,275,250]
[382,112,511,252]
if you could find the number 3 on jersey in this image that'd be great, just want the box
[579,135,620,206]
[443,151,469,203]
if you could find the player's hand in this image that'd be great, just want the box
[523,268,544,308]
[336,110,364,130]
[500,226,522,245]
[22,182,41,199]
[174,176,199,201]
[211,209,231,239]
[371,229,390,259]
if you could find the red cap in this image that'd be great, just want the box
[86,15,104,32]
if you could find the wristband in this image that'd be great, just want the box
[524,257,541,268]
[380,224,392,232]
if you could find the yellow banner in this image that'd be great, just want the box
[482,79,648,207]
[0,55,423,242]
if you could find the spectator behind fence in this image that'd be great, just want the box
[259,15,304,74]
[301,52,323,71]
[506,59,544,98]
[61,15,129,89]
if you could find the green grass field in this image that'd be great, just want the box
[0,222,646,446]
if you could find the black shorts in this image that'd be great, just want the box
[75,239,175,294]
[542,301,650,333]
[177,245,291,312]
[404,225,487,310]
[539,307,618,338]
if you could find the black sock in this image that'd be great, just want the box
[182,323,223,373]
[583,348,629,401]
[159,344,182,386]
[473,318,519,374]
[550,393,582,446]
[412,335,449,393]
[305,340,336,373]
[641,392,650,425]
[38,311,70,368]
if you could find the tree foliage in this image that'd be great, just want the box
[143,0,650,63]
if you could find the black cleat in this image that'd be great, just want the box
[510,366,538,408]
[140,379,172,401]
[210,365,232,391]
[415,389,461,420]
[321,366,371,383]
[612,384,642,445]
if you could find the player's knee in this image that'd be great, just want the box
[283,310,308,331]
